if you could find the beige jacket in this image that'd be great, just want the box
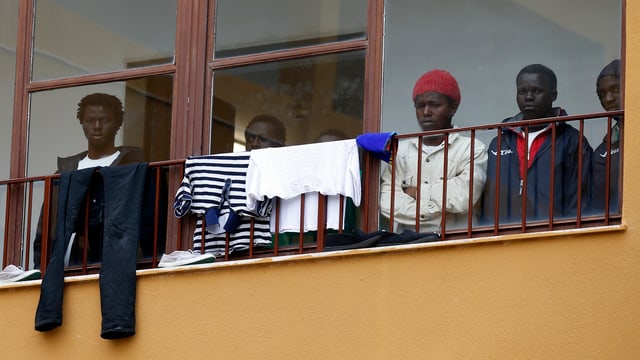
[380,133,487,233]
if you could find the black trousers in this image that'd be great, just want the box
[35,163,148,339]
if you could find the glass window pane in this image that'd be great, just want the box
[0,0,19,265]
[32,0,177,81]
[210,51,364,153]
[28,76,173,177]
[382,0,622,147]
[0,0,18,180]
[214,0,366,58]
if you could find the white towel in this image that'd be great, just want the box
[271,193,347,233]
[246,139,361,210]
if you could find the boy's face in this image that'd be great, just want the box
[244,121,285,150]
[80,105,121,151]
[414,92,457,132]
[516,73,557,120]
[597,75,621,111]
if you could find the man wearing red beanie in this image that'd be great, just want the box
[380,69,488,233]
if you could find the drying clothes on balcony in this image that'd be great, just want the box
[173,153,272,257]
[270,193,350,233]
[356,131,397,163]
[35,163,148,340]
[245,139,361,232]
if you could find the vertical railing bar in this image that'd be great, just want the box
[40,177,53,274]
[440,133,449,239]
[298,193,306,251]
[152,166,161,267]
[617,114,624,215]
[82,187,90,274]
[576,119,585,227]
[548,122,557,230]
[415,135,423,232]
[361,152,369,231]
[521,125,530,232]
[316,194,327,253]
[493,128,502,235]
[388,137,398,230]
[201,218,207,255]
[248,218,255,259]
[604,115,613,223]
[273,197,280,256]
[467,130,476,237]
[338,194,344,233]
[3,184,11,267]
[25,181,34,269]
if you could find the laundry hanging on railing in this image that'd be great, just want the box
[245,139,361,232]
[174,153,272,256]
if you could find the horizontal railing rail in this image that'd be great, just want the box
[0,110,623,278]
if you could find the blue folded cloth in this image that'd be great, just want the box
[356,132,397,163]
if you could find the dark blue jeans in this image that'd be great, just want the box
[35,163,148,339]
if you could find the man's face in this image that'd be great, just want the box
[80,105,121,151]
[244,121,285,150]
[414,92,457,132]
[597,75,621,112]
[516,73,557,120]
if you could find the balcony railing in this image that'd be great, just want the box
[0,111,623,277]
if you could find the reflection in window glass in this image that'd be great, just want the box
[210,51,364,154]
[0,0,18,263]
[382,0,622,147]
[0,0,18,180]
[214,0,366,58]
[28,76,173,176]
[32,0,176,81]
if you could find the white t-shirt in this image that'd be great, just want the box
[527,129,547,160]
[77,151,120,170]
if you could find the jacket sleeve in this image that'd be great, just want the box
[562,133,592,217]
[379,161,418,223]
[419,140,487,215]
[380,139,488,225]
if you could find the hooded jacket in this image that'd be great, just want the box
[480,108,592,225]
[591,120,621,213]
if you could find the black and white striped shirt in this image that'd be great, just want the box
[174,153,272,256]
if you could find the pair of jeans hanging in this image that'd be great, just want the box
[35,163,148,339]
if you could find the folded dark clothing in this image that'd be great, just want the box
[324,229,394,251]
[376,230,440,247]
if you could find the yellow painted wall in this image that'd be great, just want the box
[0,227,637,359]
[1,2,639,359]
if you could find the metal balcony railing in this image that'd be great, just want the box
[0,111,623,277]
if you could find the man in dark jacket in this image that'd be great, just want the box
[591,59,622,214]
[480,64,592,226]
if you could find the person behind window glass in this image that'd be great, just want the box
[380,69,487,233]
[591,59,622,214]
[244,114,286,150]
[33,93,145,269]
[315,128,350,143]
[480,64,592,224]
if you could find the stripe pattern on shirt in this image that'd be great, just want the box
[174,153,271,256]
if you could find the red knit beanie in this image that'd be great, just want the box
[412,69,461,104]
